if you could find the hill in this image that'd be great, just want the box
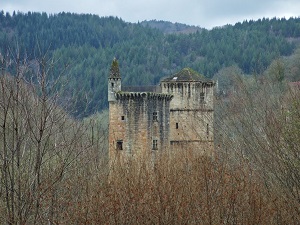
[0,11,300,117]
[140,20,203,34]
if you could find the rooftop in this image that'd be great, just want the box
[161,68,209,82]
[109,58,121,78]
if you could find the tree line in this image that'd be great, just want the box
[0,11,299,116]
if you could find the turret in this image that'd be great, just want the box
[108,58,121,102]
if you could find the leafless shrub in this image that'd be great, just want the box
[215,72,300,220]
[55,149,299,224]
[0,45,93,224]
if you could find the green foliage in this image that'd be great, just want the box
[140,19,203,34]
[0,12,299,116]
[265,58,285,82]
[109,58,120,78]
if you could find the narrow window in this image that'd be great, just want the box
[200,92,205,103]
[152,140,158,150]
[153,112,158,121]
[176,123,179,129]
[121,115,125,120]
[111,82,114,87]
[206,124,209,136]
[116,140,123,150]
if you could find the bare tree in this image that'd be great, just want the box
[215,71,300,214]
[0,44,91,224]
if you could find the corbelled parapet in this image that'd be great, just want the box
[115,92,173,100]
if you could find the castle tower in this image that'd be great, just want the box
[108,59,173,162]
[160,68,215,154]
[108,58,121,102]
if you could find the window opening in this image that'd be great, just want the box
[152,140,158,150]
[200,92,205,103]
[176,123,179,129]
[116,140,123,150]
[111,82,114,87]
[153,112,158,121]
[206,124,209,136]
[121,116,125,120]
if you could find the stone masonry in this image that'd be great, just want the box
[108,59,215,161]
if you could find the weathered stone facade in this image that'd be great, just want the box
[109,92,173,159]
[108,59,215,161]
[160,69,215,153]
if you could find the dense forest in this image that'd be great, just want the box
[140,20,203,34]
[0,11,300,116]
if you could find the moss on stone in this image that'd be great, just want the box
[162,67,209,82]
[109,58,120,78]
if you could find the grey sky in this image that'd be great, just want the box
[2,0,300,29]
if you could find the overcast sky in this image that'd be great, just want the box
[2,0,300,29]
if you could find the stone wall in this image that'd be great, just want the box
[109,92,172,161]
[160,81,214,110]
[161,81,215,153]
[108,78,121,102]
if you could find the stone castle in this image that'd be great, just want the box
[108,59,215,160]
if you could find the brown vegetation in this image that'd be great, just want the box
[57,152,299,224]
[0,48,299,224]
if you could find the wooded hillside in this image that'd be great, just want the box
[1,11,300,116]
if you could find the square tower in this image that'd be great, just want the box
[108,59,173,162]
[160,68,215,154]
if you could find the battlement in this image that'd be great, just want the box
[161,80,215,87]
[115,91,173,100]
[122,85,161,93]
